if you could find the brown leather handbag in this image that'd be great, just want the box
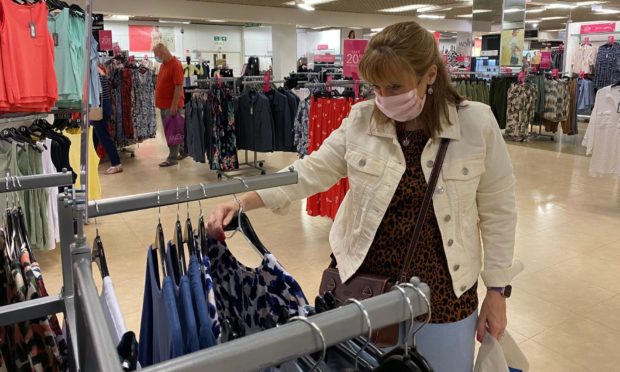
[319,138,450,347]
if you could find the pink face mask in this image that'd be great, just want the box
[374,89,426,122]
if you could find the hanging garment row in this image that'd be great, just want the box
[0,0,58,112]
[183,83,303,172]
[184,85,239,171]
[138,202,308,366]
[452,78,489,105]
[302,94,362,219]
[0,200,68,371]
[0,116,82,250]
[236,85,300,153]
[583,84,620,178]
[104,57,157,149]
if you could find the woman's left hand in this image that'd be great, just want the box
[476,291,507,342]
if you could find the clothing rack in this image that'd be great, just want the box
[86,170,298,217]
[0,170,73,193]
[0,113,50,124]
[241,80,285,85]
[0,172,80,370]
[141,282,429,372]
[302,80,365,88]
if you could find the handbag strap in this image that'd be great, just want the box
[398,138,450,283]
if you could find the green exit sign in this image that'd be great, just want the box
[244,23,262,28]
[214,36,228,42]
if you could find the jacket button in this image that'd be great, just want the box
[462,167,469,175]
[453,264,460,271]
[447,239,454,247]
[359,159,366,167]
[444,215,451,222]
[436,186,445,194]
[426,160,434,168]
[460,285,467,292]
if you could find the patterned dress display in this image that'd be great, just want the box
[206,239,308,339]
[208,88,239,171]
[358,129,478,324]
[131,69,157,142]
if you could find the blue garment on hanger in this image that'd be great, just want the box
[188,255,218,348]
[138,248,184,366]
[166,242,200,354]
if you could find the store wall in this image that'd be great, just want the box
[297,29,342,61]
[243,26,272,58]
[104,20,244,75]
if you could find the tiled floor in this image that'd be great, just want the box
[36,124,620,371]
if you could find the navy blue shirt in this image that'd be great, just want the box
[138,247,184,366]
[166,242,200,354]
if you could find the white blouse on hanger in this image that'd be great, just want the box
[582,86,620,177]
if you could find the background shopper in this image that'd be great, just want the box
[153,43,187,167]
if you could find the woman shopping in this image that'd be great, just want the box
[206,22,522,372]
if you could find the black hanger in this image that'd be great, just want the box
[611,80,620,88]
[224,211,270,256]
[153,222,167,284]
[185,216,197,257]
[173,217,187,277]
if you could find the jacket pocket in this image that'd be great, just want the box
[345,149,385,190]
[443,155,486,216]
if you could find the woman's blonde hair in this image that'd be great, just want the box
[358,21,462,138]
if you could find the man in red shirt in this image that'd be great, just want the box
[153,43,186,167]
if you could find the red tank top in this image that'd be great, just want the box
[0,0,58,112]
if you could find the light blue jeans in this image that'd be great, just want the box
[408,311,478,372]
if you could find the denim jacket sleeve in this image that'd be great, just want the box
[478,106,523,287]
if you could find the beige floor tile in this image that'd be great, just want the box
[578,294,620,333]
[532,317,620,371]
[518,339,590,372]
[513,267,617,314]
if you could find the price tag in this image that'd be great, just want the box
[609,35,615,44]
[30,22,36,38]
[53,33,59,46]
[552,68,559,79]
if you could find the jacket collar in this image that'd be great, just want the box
[368,103,462,141]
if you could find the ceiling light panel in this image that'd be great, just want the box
[540,16,568,20]
[379,4,430,13]
[525,8,546,13]
[417,14,445,19]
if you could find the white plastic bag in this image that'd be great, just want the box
[474,331,529,372]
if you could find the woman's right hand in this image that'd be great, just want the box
[205,192,265,240]
[206,202,239,241]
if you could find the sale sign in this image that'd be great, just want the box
[98,30,113,51]
[580,23,616,34]
[343,39,368,77]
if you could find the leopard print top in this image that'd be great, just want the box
[358,128,478,324]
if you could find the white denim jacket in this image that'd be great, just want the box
[257,100,523,297]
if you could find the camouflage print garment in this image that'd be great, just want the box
[0,228,63,372]
[20,249,63,371]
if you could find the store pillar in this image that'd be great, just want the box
[271,24,297,81]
